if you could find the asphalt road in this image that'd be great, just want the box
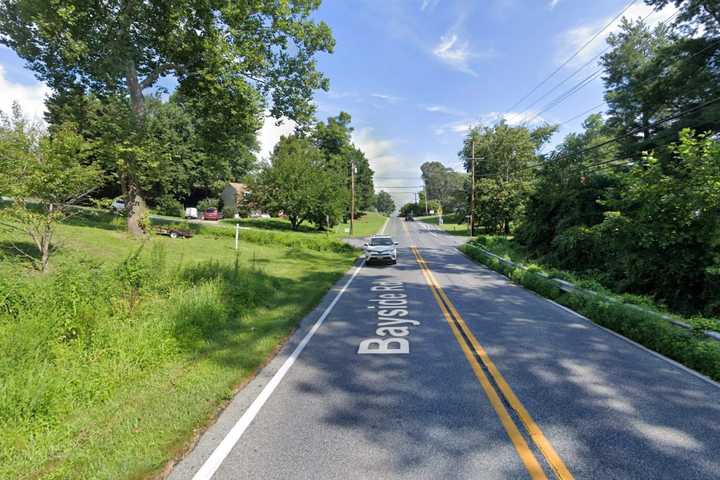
[170,217,720,480]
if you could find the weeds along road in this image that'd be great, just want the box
[170,217,720,480]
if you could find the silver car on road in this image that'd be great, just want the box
[363,235,398,264]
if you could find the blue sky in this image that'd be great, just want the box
[0,0,675,206]
[307,0,676,204]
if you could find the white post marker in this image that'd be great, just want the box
[234,223,240,250]
[190,260,366,480]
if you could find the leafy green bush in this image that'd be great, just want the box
[548,225,606,271]
[222,205,238,218]
[154,195,184,217]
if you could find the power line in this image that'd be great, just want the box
[470,95,720,180]
[518,6,673,119]
[504,0,639,115]
[521,96,720,174]
[522,69,604,124]
[523,32,720,127]
[515,5,678,126]
[558,103,606,127]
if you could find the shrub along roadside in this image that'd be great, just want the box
[461,243,720,382]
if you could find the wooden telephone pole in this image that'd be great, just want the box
[469,139,476,237]
[423,185,429,215]
[350,157,356,236]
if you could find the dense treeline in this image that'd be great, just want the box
[463,3,720,315]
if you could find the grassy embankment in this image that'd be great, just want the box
[461,235,720,382]
[219,211,388,238]
[416,214,469,236]
[0,210,366,479]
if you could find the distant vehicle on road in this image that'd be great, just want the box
[363,235,399,264]
[110,198,126,213]
[201,207,221,221]
[405,214,414,221]
[185,207,199,219]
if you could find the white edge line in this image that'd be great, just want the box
[380,217,390,234]
[544,298,720,390]
[191,259,366,480]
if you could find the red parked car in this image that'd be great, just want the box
[202,207,221,221]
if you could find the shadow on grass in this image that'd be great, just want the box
[0,240,41,266]
[223,218,319,233]
[63,210,127,232]
[172,259,346,370]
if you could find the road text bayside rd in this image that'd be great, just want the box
[358,281,419,354]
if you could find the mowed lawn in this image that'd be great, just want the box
[223,211,388,238]
[416,214,470,236]
[0,213,361,479]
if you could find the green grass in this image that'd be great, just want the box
[416,214,470,236]
[218,211,387,238]
[0,212,361,479]
[461,241,720,382]
[331,212,388,237]
[470,235,530,264]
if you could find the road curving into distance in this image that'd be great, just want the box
[170,217,720,480]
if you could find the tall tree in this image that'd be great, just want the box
[516,114,620,259]
[252,136,345,230]
[420,161,466,215]
[602,17,720,158]
[0,1,334,236]
[645,0,720,35]
[312,113,375,213]
[374,191,396,216]
[459,121,556,234]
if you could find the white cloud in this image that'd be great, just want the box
[420,0,440,12]
[432,34,494,76]
[425,104,466,117]
[371,93,403,103]
[256,115,297,161]
[549,0,560,9]
[0,65,50,122]
[433,119,475,137]
[352,127,405,178]
[433,110,546,137]
[352,127,425,205]
[493,110,546,126]
[556,3,678,67]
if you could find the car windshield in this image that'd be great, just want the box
[370,238,394,246]
[207,208,217,212]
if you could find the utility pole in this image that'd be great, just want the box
[470,139,476,237]
[350,157,356,236]
[423,185,429,215]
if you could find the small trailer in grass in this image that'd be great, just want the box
[154,226,194,239]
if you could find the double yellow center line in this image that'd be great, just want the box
[411,245,573,480]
